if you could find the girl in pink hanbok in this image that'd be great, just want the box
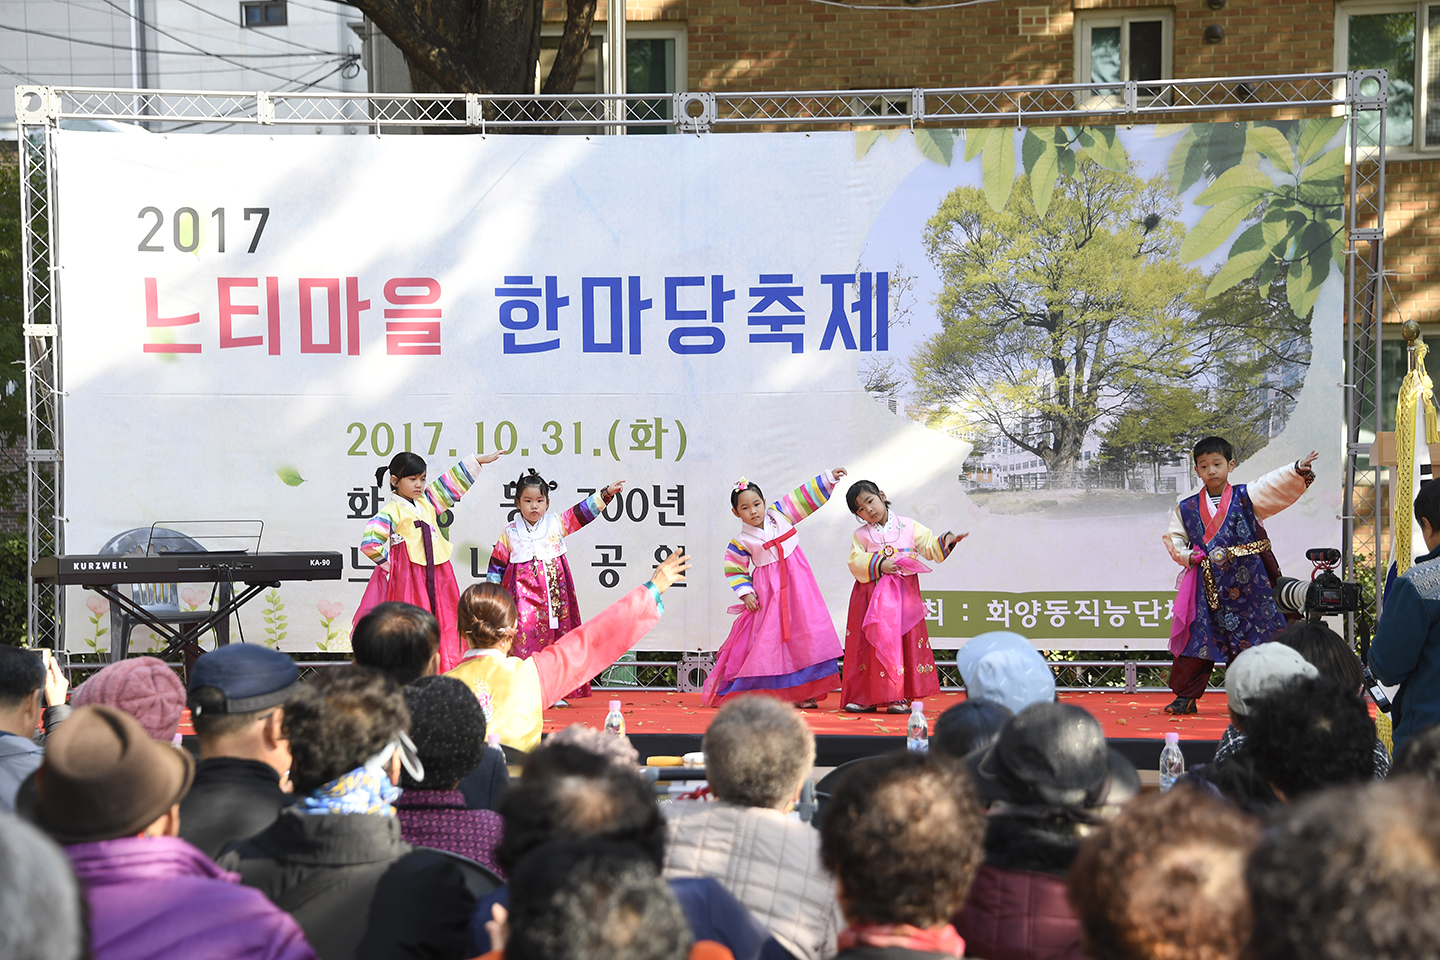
[703,469,848,709]
[355,449,504,672]
[485,468,624,704]
[841,479,966,713]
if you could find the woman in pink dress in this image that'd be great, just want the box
[702,469,847,708]
[841,479,966,713]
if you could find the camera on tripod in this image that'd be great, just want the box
[1273,548,1362,620]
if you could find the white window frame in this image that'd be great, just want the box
[1073,10,1174,110]
[1334,1,1436,156]
[536,22,687,94]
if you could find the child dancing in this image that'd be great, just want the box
[841,480,966,713]
[1162,436,1318,714]
[703,469,848,708]
[486,469,624,704]
[356,450,504,672]
[448,553,691,750]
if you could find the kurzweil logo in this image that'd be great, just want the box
[73,560,131,571]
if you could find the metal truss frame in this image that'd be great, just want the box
[15,72,1387,664]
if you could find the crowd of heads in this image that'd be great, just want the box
[5,618,1440,960]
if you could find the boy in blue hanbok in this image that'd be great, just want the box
[1162,436,1317,714]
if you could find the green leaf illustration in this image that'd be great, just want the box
[1296,117,1346,167]
[963,126,987,163]
[981,128,1016,212]
[1180,193,1263,262]
[914,128,956,167]
[855,129,882,159]
[1194,158,1271,206]
[1028,139,1062,216]
[1246,125,1294,172]
[276,467,306,487]
[1301,146,1345,182]
[1207,247,1273,297]
[1077,126,1128,172]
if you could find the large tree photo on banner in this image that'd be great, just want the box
[53,116,1343,654]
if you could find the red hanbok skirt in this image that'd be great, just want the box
[353,545,464,672]
[840,573,940,707]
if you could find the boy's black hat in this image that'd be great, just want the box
[187,644,299,715]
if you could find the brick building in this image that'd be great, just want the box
[363,0,1435,330]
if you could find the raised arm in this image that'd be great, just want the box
[1248,455,1316,521]
[558,484,620,536]
[771,469,843,526]
[533,553,691,705]
[422,452,500,514]
[360,510,394,564]
[914,522,964,563]
[485,530,512,583]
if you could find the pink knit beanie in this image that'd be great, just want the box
[71,657,186,741]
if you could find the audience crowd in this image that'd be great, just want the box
[4,603,1440,960]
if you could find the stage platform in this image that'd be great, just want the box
[547,690,1231,770]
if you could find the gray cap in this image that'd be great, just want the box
[957,631,1056,715]
[1226,643,1318,717]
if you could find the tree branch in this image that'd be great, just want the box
[345,0,487,92]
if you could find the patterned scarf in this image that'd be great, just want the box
[299,765,401,817]
[837,923,966,957]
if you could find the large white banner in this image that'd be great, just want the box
[54,121,1343,654]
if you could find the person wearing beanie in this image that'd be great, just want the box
[396,675,504,873]
[180,644,301,859]
[219,666,480,960]
[31,704,317,960]
[71,656,187,742]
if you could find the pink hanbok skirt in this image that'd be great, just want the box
[353,545,465,672]
[702,547,842,707]
[504,554,591,700]
[840,573,940,707]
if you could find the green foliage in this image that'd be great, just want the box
[912,157,1204,482]
[1167,119,1346,320]
[263,589,287,648]
[0,159,25,513]
[0,533,25,645]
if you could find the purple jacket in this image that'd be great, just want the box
[395,788,504,875]
[66,834,317,960]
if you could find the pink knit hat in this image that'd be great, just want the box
[71,657,186,741]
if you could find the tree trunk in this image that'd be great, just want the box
[349,0,596,104]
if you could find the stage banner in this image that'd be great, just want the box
[54,119,1344,654]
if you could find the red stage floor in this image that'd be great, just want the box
[545,690,1235,742]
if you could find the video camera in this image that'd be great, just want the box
[1273,548,1362,621]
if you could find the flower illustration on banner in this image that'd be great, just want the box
[318,600,350,652]
[83,595,109,652]
[182,587,209,611]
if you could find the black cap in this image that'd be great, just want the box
[963,701,1139,809]
[187,644,299,715]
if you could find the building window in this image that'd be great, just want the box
[1074,11,1173,107]
[1335,3,1437,150]
[241,1,286,27]
[851,93,913,120]
[535,25,685,132]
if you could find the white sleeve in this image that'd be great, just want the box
[1248,462,1313,520]
[1165,508,1191,567]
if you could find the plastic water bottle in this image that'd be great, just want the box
[604,699,626,737]
[1159,731,1185,791]
[486,732,505,759]
[906,701,929,754]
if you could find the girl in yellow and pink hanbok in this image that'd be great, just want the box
[703,470,847,708]
[356,449,504,672]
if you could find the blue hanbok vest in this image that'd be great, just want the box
[1177,485,1286,662]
